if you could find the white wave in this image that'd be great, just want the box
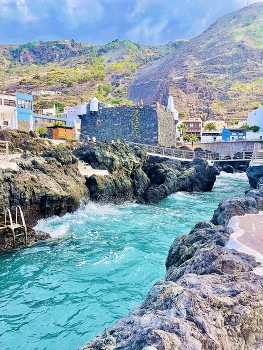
[34,219,70,238]
[93,246,135,265]
[219,171,247,179]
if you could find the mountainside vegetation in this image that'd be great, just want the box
[0,3,262,120]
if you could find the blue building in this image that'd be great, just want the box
[14,92,73,131]
[222,127,246,141]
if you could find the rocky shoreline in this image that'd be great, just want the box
[82,186,263,350]
[0,130,217,252]
[1,131,262,348]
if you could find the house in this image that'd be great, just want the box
[47,125,74,140]
[0,91,74,133]
[180,118,203,139]
[201,131,222,143]
[63,106,81,140]
[222,127,246,141]
[0,92,17,129]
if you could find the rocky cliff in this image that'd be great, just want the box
[82,187,263,350]
[0,130,88,227]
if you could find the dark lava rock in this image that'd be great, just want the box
[83,189,263,350]
[0,130,88,227]
[247,165,263,188]
[222,164,234,173]
[142,159,216,204]
[212,196,259,226]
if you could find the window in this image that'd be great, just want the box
[0,98,2,105]
[4,99,16,107]
[17,98,32,109]
[3,120,8,126]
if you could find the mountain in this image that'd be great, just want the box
[0,3,262,120]
[128,2,263,120]
[0,39,181,111]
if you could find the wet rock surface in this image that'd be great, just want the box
[0,130,88,228]
[82,188,263,350]
[75,145,217,205]
[247,165,263,188]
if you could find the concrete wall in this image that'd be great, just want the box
[192,140,263,153]
[80,103,175,146]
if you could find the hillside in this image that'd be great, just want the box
[0,3,262,119]
[129,2,263,120]
[0,39,182,111]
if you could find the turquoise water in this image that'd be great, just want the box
[0,173,249,350]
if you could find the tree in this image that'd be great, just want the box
[53,121,63,127]
[204,122,217,131]
[178,123,189,139]
[187,134,198,147]
[250,125,260,132]
[241,124,260,132]
[36,126,47,137]
[242,123,251,130]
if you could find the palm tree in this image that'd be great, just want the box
[204,122,217,131]
[178,123,189,140]
[187,134,198,148]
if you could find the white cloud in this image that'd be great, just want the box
[0,0,36,23]
[64,0,104,26]
[127,17,169,42]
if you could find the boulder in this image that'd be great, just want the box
[212,197,258,226]
[247,165,263,188]
[141,159,216,204]
[222,164,234,173]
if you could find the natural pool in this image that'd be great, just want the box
[0,173,249,350]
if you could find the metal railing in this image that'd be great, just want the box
[251,144,263,164]
[129,142,253,162]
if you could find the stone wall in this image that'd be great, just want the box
[193,140,263,154]
[80,103,175,147]
[157,103,176,147]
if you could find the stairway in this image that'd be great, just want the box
[2,207,28,248]
[78,161,109,177]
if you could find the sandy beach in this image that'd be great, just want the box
[228,212,263,275]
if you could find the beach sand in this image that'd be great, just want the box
[227,212,263,275]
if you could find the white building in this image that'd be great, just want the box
[63,105,82,140]
[246,131,263,140]
[201,131,222,143]
[0,93,17,129]
[247,105,263,131]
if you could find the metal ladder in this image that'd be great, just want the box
[4,206,28,248]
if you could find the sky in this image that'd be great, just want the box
[0,0,262,45]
